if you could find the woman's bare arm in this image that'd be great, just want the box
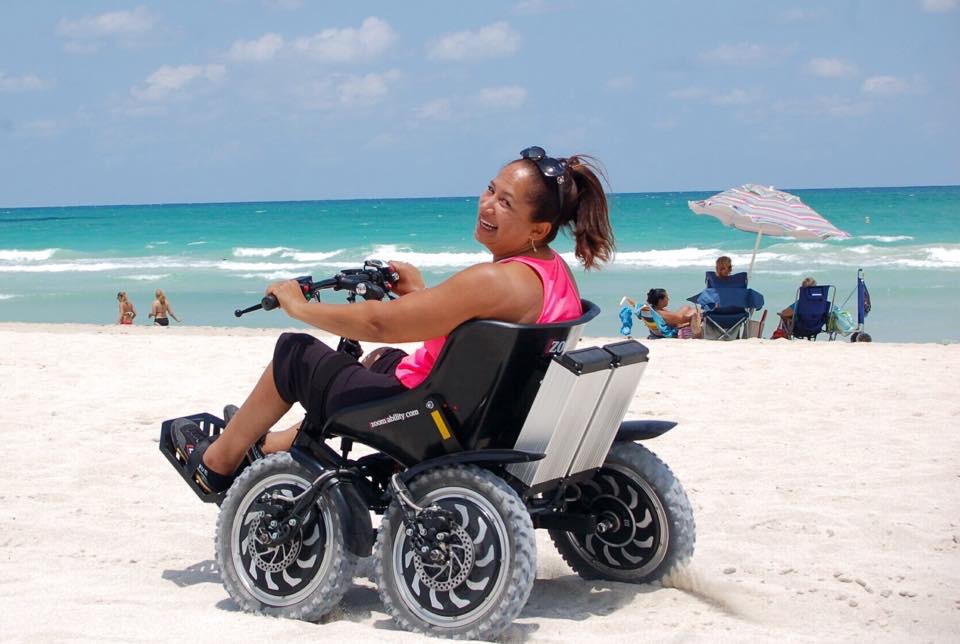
[270,262,545,343]
[657,309,690,327]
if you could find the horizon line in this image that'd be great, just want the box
[3,182,958,211]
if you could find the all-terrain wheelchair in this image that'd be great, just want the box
[160,260,695,640]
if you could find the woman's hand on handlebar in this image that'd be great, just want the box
[266,279,310,317]
[388,260,425,296]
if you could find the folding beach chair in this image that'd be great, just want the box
[786,285,836,340]
[639,304,679,339]
[705,271,748,289]
[698,285,765,341]
[617,297,677,339]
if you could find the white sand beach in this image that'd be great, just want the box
[1,323,957,643]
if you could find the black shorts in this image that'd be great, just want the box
[272,333,408,426]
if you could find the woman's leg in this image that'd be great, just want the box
[203,360,292,474]
[262,423,301,454]
[690,307,702,337]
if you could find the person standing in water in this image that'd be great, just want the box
[149,289,181,326]
[117,292,136,325]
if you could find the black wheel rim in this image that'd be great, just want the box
[565,464,668,577]
[391,487,508,627]
[230,473,332,606]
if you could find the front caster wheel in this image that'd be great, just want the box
[215,452,356,620]
[374,465,536,640]
[550,442,695,583]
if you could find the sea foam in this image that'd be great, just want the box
[0,248,58,261]
[233,247,293,257]
[860,235,914,242]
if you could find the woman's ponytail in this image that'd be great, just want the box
[563,155,614,270]
[517,151,615,270]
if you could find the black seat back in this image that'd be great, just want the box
[318,301,600,465]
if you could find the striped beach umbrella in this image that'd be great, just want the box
[688,184,850,278]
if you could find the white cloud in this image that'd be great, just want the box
[0,72,49,92]
[781,8,826,21]
[18,119,60,137]
[710,88,763,105]
[668,86,762,106]
[296,70,400,109]
[476,85,527,109]
[131,64,226,102]
[427,22,521,61]
[292,17,396,63]
[263,0,304,9]
[804,57,859,78]
[861,75,911,95]
[416,98,453,120]
[227,33,285,62]
[699,42,770,65]
[513,0,551,14]
[668,86,707,100]
[653,118,678,131]
[782,8,808,21]
[338,70,400,106]
[920,0,958,12]
[57,6,156,39]
[774,96,873,117]
[606,75,635,90]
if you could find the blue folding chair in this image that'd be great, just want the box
[705,271,748,289]
[691,281,765,341]
[618,297,677,339]
[788,285,836,340]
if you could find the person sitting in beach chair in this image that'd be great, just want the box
[705,256,746,288]
[701,285,764,341]
[706,271,749,289]
[639,289,702,339]
[775,278,835,340]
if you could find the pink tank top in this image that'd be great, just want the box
[394,251,582,389]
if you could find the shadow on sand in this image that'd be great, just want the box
[161,559,221,587]
[171,559,660,640]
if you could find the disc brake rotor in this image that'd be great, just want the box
[411,523,475,592]
[247,515,302,573]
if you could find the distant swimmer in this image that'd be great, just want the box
[864,215,871,224]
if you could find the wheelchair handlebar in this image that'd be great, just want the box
[234,260,399,318]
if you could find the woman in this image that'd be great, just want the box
[149,289,181,326]
[116,292,136,325]
[773,276,816,337]
[173,146,616,494]
[645,288,702,338]
[714,255,732,279]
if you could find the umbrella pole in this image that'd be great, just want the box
[748,230,762,281]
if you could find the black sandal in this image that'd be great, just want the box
[171,418,235,494]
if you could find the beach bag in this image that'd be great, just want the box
[828,306,856,336]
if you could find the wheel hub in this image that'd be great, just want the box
[412,523,475,592]
[591,495,636,547]
[248,515,302,572]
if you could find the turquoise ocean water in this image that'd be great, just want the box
[2,186,958,342]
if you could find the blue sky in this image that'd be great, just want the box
[2,1,958,207]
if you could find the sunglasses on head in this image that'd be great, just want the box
[520,146,568,209]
